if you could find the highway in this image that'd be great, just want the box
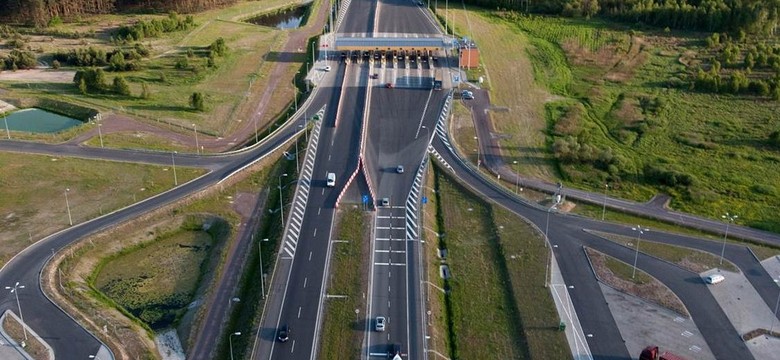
[2,1,780,360]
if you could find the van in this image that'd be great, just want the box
[326,173,336,187]
[705,274,725,284]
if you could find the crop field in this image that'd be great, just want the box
[93,217,224,329]
[444,8,780,233]
[0,153,204,268]
[432,167,570,359]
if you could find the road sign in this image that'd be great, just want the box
[362,194,369,204]
[422,196,428,204]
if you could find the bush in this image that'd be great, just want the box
[73,68,108,93]
[644,164,695,188]
[190,92,204,111]
[2,50,37,70]
[113,76,131,96]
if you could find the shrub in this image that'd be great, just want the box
[189,92,204,111]
[113,76,131,96]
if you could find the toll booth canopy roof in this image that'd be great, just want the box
[334,37,445,51]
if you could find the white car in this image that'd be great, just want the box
[375,316,386,332]
[705,274,725,284]
[323,65,331,72]
[462,90,474,100]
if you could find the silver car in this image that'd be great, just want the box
[375,316,386,332]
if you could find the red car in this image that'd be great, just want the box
[385,83,394,88]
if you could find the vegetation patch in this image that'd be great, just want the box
[586,229,738,273]
[0,153,204,268]
[585,247,688,317]
[432,165,569,359]
[92,215,226,329]
[2,314,50,360]
[318,206,370,359]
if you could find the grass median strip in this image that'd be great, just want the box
[586,229,738,273]
[585,247,688,317]
[2,314,50,360]
[431,165,569,359]
[318,206,370,359]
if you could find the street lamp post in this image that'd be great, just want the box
[601,183,609,221]
[171,151,178,186]
[89,355,100,360]
[421,125,430,141]
[544,205,556,248]
[65,188,73,226]
[513,160,519,194]
[3,113,9,140]
[192,123,199,154]
[229,331,241,360]
[473,136,480,168]
[258,237,269,299]
[631,226,649,279]
[770,278,780,335]
[5,282,27,342]
[720,213,737,265]
[97,122,104,148]
[279,173,288,227]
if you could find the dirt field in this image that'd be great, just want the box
[0,69,76,83]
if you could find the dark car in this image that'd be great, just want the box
[385,82,394,89]
[389,343,402,358]
[277,325,290,342]
[370,73,379,79]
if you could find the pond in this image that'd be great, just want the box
[246,5,309,29]
[2,108,83,133]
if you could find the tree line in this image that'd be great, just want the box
[465,0,779,35]
[0,0,237,27]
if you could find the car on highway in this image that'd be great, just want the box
[375,316,386,332]
[462,90,474,100]
[326,172,336,187]
[370,73,379,79]
[396,165,404,174]
[381,198,390,207]
[385,82,394,88]
[277,324,290,342]
[389,343,402,359]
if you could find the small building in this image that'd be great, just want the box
[459,42,479,69]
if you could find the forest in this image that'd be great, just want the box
[465,0,779,35]
[0,0,237,26]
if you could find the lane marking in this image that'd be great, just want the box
[304,277,308,288]
[313,228,318,237]
[309,251,313,261]
[298,306,302,318]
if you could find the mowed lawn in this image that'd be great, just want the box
[434,169,570,359]
[0,153,205,268]
[443,7,558,181]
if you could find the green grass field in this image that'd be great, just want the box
[318,207,369,359]
[432,166,570,359]
[93,216,225,329]
[443,8,780,234]
[0,153,205,268]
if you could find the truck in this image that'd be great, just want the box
[639,346,687,360]
[433,68,442,90]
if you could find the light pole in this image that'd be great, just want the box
[229,331,241,360]
[97,122,104,148]
[171,151,178,186]
[279,173,288,227]
[473,136,480,168]
[5,282,27,342]
[513,160,519,194]
[720,213,737,265]
[770,278,780,335]
[421,125,430,141]
[544,205,556,247]
[601,183,609,221]
[258,237,269,299]
[192,123,199,154]
[631,226,649,279]
[64,188,73,226]
[3,113,9,140]
[89,355,100,360]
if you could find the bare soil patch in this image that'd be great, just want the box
[0,69,75,83]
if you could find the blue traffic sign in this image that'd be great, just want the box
[362,194,369,204]
[422,196,428,204]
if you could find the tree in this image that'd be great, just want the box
[113,76,131,96]
[209,37,228,57]
[190,92,204,111]
[141,82,151,99]
[78,77,87,94]
[109,51,126,71]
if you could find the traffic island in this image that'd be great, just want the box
[0,310,53,360]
